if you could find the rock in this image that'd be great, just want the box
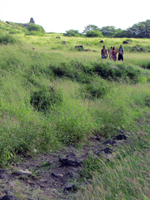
[30,17,35,24]
[56,37,61,39]
[90,136,101,141]
[0,174,8,179]
[62,41,66,45]
[123,41,128,44]
[99,40,103,43]
[51,172,67,184]
[0,169,8,173]
[7,181,16,188]
[64,183,75,191]
[140,48,145,51]
[96,147,112,156]
[39,179,47,183]
[102,140,116,146]
[75,46,83,50]
[103,148,112,154]
[59,157,81,167]
[113,134,127,140]
[84,49,91,52]
[6,21,10,24]
[51,172,63,178]
[93,50,97,52]
[0,195,18,200]
[12,169,32,176]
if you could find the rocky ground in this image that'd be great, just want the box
[0,132,131,200]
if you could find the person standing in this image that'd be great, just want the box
[108,46,113,60]
[118,45,124,61]
[112,47,119,61]
[101,46,108,59]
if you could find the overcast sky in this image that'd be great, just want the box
[0,0,149,33]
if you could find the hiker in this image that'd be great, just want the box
[101,46,108,59]
[112,47,119,61]
[118,45,124,61]
[108,46,113,60]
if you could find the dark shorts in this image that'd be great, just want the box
[118,54,123,60]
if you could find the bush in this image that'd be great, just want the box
[30,86,63,112]
[64,29,84,37]
[54,100,94,145]
[25,24,45,36]
[86,31,103,37]
[81,78,110,99]
[0,32,19,45]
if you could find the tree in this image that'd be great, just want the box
[83,25,101,34]
[63,29,83,37]
[100,26,116,37]
[127,20,150,38]
[86,30,103,37]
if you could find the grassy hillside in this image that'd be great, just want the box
[0,31,150,199]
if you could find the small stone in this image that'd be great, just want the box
[1,195,18,200]
[39,179,47,183]
[64,183,75,191]
[7,181,16,187]
[12,169,32,176]
[59,158,81,167]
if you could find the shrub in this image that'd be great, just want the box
[86,31,103,37]
[0,32,19,45]
[54,100,94,145]
[81,78,110,99]
[30,86,63,112]
[25,24,45,36]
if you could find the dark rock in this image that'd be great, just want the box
[84,49,91,52]
[99,40,103,43]
[0,195,18,200]
[103,148,112,154]
[123,41,128,44]
[0,169,8,173]
[56,37,61,39]
[64,183,75,191]
[75,46,83,50]
[39,179,47,183]
[7,181,16,187]
[93,50,97,52]
[62,41,66,45]
[51,172,61,178]
[102,140,116,146]
[90,136,101,141]
[30,17,35,24]
[113,134,127,140]
[51,173,67,184]
[59,158,81,167]
[96,148,112,156]
[140,48,145,51]
[6,21,10,24]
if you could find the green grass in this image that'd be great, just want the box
[0,30,150,199]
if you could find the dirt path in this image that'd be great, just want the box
[0,132,130,200]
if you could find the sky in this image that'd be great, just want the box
[0,0,150,33]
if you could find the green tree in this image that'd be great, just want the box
[127,20,150,38]
[86,30,103,37]
[100,26,116,37]
[83,24,101,34]
[63,29,84,37]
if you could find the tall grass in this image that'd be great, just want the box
[0,33,150,199]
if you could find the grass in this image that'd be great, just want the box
[0,29,150,199]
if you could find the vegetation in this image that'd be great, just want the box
[0,24,150,199]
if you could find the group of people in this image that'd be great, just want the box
[101,45,124,61]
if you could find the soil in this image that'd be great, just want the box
[0,132,131,200]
